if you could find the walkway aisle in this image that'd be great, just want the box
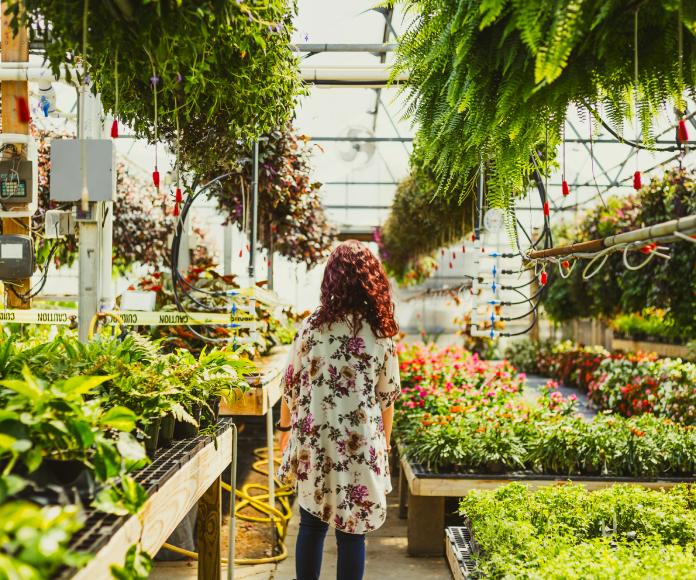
[523,374,596,419]
[272,484,451,580]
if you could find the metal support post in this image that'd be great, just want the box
[227,422,238,580]
[223,223,234,276]
[248,139,276,511]
[77,87,104,342]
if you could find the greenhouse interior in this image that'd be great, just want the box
[0,0,695,579]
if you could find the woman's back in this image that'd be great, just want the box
[279,315,399,534]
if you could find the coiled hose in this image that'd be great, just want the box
[163,445,294,565]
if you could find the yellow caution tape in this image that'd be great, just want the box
[0,309,257,327]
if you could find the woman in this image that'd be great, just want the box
[277,239,401,580]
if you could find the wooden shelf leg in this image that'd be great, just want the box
[197,476,222,580]
[406,491,444,557]
[398,464,408,519]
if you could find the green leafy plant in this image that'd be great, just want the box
[0,367,144,478]
[543,168,696,340]
[393,0,696,210]
[110,544,153,580]
[0,500,90,577]
[459,483,696,579]
[8,1,300,147]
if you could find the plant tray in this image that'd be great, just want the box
[403,455,696,496]
[53,418,234,579]
[445,525,478,579]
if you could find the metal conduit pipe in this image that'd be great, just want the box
[527,214,696,259]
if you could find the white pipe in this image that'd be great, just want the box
[604,214,696,247]
[0,67,60,82]
[300,64,407,85]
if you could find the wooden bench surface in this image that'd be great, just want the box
[220,345,290,416]
[401,454,695,497]
[71,425,233,579]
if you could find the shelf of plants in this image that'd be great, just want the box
[0,331,251,577]
[446,483,696,579]
[506,339,696,424]
[395,343,696,555]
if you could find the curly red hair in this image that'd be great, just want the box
[311,240,398,338]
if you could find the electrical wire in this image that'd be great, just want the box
[8,240,62,301]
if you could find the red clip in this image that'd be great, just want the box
[16,96,30,123]
[561,180,570,196]
[448,262,453,269]
[633,171,642,191]
[639,243,657,255]
[173,202,180,217]
[175,187,183,203]
[677,119,689,143]
[561,260,570,269]
[540,271,548,285]
[471,233,476,242]
[110,119,119,139]
[152,169,160,189]
[543,202,550,217]
[238,249,243,258]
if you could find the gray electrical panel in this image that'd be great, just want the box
[50,139,115,202]
[0,160,33,204]
[0,235,35,279]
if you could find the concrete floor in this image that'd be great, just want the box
[151,485,452,580]
[272,491,451,580]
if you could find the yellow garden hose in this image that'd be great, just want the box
[87,311,125,339]
[163,445,295,566]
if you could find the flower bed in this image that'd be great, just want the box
[397,344,696,478]
[588,357,696,424]
[505,339,696,424]
[458,483,696,579]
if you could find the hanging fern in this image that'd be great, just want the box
[393,0,696,211]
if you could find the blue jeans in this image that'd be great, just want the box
[295,507,365,580]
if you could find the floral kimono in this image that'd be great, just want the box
[277,315,401,534]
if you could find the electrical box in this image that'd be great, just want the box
[0,235,35,280]
[0,160,33,205]
[120,291,157,312]
[45,209,76,238]
[49,139,115,202]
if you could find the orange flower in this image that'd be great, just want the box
[450,405,463,413]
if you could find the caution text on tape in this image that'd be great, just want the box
[0,309,257,327]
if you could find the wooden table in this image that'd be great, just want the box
[67,420,235,580]
[219,346,289,416]
[399,453,696,556]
